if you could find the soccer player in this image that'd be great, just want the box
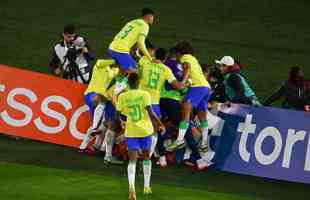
[167,41,212,153]
[138,47,186,158]
[116,73,164,200]
[79,59,119,152]
[108,8,154,74]
[101,81,128,163]
[107,7,155,94]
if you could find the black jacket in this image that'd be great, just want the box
[263,80,310,110]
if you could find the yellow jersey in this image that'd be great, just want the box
[103,83,128,106]
[84,59,119,95]
[116,89,154,138]
[139,58,176,104]
[103,84,117,103]
[109,19,149,53]
[138,55,151,67]
[180,54,210,88]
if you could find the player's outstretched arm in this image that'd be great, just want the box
[146,106,165,135]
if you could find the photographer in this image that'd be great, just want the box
[49,24,95,83]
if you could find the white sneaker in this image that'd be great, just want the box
[196,158,212,170]
[104,156,124,165]
[159,156,167,168]
[104,155,111,163]
[202,150,215,163]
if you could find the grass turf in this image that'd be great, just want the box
[0,135,309,200]
[1,0,310,99]
[0,162,263,200]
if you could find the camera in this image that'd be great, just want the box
[65,37,86,62]
[63,45,84,82]
[65,45,83,62]
[61,37,90,84]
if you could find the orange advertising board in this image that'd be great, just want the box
[0,64,91,148]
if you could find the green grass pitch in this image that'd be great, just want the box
[0,0,310,199]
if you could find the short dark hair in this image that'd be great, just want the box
[175,41,194,55]
[142,8,154,16]
[155,48,167,61]
[63,24,75,34]
[128,73,140,89]
[169,47,177,55]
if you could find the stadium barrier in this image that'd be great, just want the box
[0,64,91,147]
[210,104,310,184]
[0,65,309,184]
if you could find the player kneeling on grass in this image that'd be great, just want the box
[115,73,164,200]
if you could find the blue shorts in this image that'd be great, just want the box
[108,49,137,72]
[84,92,97,117]
[120,114,127,122]
[151,104,161,118]
[105,101,116,122]
[184,87,211,112]
[126,136,152,151]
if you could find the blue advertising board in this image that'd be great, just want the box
[210,104,310,184]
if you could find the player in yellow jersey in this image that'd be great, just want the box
[107,8,155,101]
[138,47,186,158]
[79,59,119,152]
[99,82,128,163]
[167,41,212,156]
[108,8,154,74]
[116,73,164,200]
